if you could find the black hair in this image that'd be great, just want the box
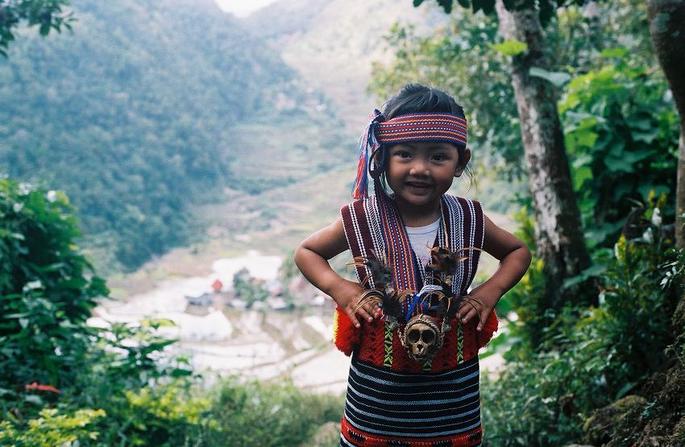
[372,83,474,193]
[383,84,467,123]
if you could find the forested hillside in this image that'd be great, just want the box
[0,0,350,272]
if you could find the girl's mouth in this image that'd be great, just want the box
[405,181,432,189]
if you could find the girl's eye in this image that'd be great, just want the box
[432,153,448,161]
[394,151,412,159]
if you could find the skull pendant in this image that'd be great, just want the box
[400,314,444,363]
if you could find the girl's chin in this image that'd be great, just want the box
[396,191,439,206]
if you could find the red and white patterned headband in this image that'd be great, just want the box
[352,110,468,199]
[376,113,468,146]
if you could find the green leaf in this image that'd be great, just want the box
[0,387,15,397]
[572,166,593,190]
[622,149,653,164]
[495,296,514,315]
[562,264,607,289]
[413,0,425,6]
[601,47,629,59]
[491,39,528,56]
[529,67,571,87]
[170,368,193,377]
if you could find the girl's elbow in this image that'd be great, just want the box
[293,244,306,270]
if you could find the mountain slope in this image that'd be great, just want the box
[0,0,351,272]
[245,0,449,130]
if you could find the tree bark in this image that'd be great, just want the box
[495,0,592,312]
[647,0,685,250]
[647,0,685,345]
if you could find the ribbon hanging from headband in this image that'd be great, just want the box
[352,109,384,200]
[351,111,469,199]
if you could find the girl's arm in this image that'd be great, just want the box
[294,218,381,328]
[457,213,532,330]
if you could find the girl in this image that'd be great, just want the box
[294,84,531,447]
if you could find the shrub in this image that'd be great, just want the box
[0,178,107,408]
[202,378,343,447]
[482,196,685,446]
[0,407,106,447]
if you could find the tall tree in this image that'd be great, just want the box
[415,0,592,313]
[646,0,685,343]
[0,0,73,56]
[647,0,685,250]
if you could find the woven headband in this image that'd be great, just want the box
[352,110,468,199]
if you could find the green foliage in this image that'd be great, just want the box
[491,39,528,56]
[202,379,343,447]
[560,49,678,250]
[593,195,682,377]
[496,206,552,356]
[418,0,602,26]
[0,407,106,446]
[0,0,74,57]
[0,175,342,445]
[377,0,660,189]
[482,197,685,445]
[105,380,212,446]
[53,318,209,446]
[0,177,107,394]
[86,319,192,390]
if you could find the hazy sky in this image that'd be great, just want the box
[214,0,279,17]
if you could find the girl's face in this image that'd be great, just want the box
[385,142,465,211]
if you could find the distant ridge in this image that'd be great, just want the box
[244,0,449,130]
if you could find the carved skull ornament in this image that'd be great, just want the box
[400,314,444,362]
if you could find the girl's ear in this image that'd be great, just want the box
[455,148,471,177]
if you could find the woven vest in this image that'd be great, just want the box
[334,193,498,373]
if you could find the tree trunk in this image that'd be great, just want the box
[647,0,685,250]
[647,0,685,346]
[495,0,592,312]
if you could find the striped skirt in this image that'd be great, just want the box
[340,355,483,447]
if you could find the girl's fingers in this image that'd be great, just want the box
[457,299,477,319]
[365,303,382,319]
[346,309,361,328]
[459,307,478,324]
[476,311,490,331]
[357,305,374,323]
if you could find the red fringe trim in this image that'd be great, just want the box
[476,308,499,349]
[333,306,360,356]
[340,417,483,447]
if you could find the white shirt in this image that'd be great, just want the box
[405,218,440,268]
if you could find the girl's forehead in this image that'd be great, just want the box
[392,142,459,151]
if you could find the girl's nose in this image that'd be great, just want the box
[409,160,430,176]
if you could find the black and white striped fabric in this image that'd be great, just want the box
[342,354,481,442]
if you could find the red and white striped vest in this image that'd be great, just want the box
[334,193,498,373]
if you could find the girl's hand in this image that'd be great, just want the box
[331,279,382,328]
[456,285,502,331]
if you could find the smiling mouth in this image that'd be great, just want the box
[406,182,432,188]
